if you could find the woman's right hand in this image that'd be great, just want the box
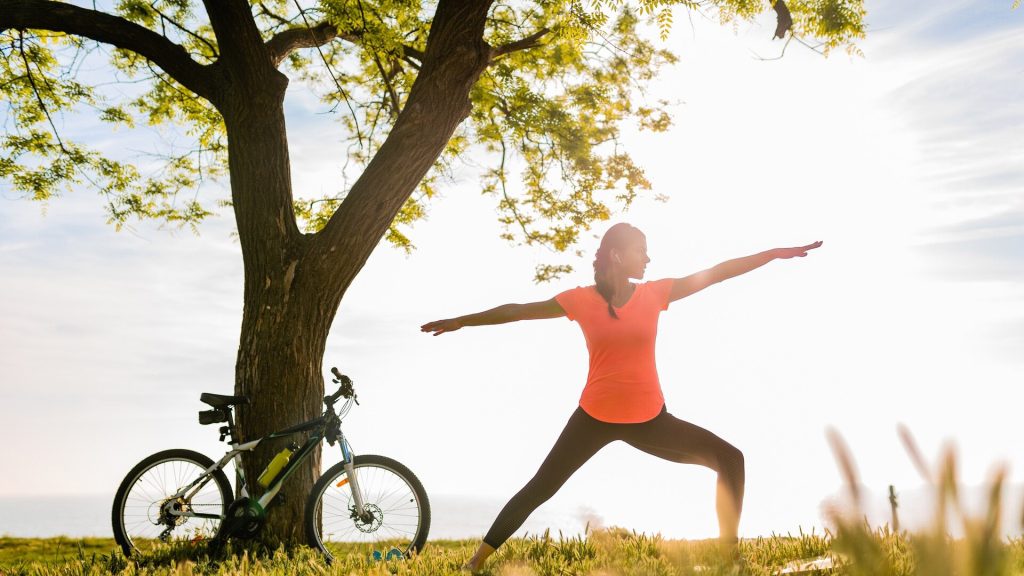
[420,318,463,336]
[773,241,823,259]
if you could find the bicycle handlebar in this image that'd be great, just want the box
[325,366,356,406]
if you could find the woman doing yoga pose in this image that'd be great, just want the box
[421,223,822,572]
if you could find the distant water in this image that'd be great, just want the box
[0,495,113,538]
[0,494,587,540]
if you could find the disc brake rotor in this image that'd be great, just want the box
[352,503,384,533]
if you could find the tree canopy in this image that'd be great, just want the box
[1,0,865,279]
[2,0,867,546]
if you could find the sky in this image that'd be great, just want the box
[1,0,1022,540]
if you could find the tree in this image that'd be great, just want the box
[0,0,865,545]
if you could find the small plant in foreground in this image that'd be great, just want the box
[825,425,1020,576]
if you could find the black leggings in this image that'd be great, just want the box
[482,406,745,548]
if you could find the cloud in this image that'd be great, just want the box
[915,211,1024,281]
[885,28,1023,192]
[870,0,1023,49]
[868,15,1024,282]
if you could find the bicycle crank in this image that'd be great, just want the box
[219,497,266,540]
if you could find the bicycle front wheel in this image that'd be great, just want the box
[305,454,430,561]
[111,449,232,556]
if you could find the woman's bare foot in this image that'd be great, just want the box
[718,537,741,560]
[462,542,496,573]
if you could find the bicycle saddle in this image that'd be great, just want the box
[200,392,250,408]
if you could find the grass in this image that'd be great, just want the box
[4,427,1020,574]
[1,530,1023,575]
[0,536,113,566]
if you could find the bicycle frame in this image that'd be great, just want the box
[164,397,365,522]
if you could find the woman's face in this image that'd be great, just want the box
[615,235,650,280]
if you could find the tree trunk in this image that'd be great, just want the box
[220,69,335,546]
[212,0,497,547]
[234,268,332,546]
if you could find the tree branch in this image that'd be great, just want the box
[0,0,214,100]
[201,0,283,92]
[490,27,549,61]
[147,1,219,59]
[311,0,494,290]
[288,4,365,148]
[371,51,401,118]
[265,22,360,67]
[17,31,68,154]
[264,21,425,68]
[402,44,425,63]
[353,0,399,118]
[256,1,294,28]
[772,0,793,39]
[496,135,537,243]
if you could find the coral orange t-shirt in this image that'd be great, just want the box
[555,279,674,423]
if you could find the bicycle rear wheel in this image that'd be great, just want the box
[305,454,430,562]
[111,449,232,556]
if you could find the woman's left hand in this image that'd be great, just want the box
[420,318,463,336]
[774,241,823,259]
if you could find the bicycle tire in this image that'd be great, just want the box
[111,448,232,556]
[305,454,430,561]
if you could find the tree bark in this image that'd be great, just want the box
[234,264,330,545]
[220,87,341,544]
[210,10,327,543]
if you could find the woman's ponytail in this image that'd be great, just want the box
[594,247,618,319]
[593,223,642,319]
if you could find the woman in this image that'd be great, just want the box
[421,223,822,572]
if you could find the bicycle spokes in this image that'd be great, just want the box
[112,451,231,555]
[308,455,429,562]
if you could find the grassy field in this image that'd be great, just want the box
[0,536,114,566]
[4,432,1019,574]
[2,528,1023,575]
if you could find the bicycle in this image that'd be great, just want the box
[110,367,430,562]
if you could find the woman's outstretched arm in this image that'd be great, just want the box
[668,241,822,303]
[420,298,566,336]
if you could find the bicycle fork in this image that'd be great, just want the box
[339,433,370,520]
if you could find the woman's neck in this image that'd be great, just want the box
[611,276,634,306]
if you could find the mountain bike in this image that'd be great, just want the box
[110,367,430,561]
